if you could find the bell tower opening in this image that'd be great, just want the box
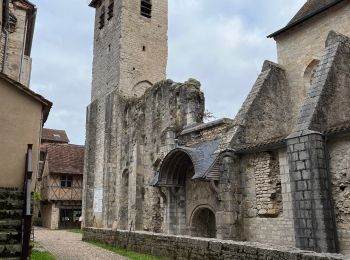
[141,0,152,18]
[89,0,168,100]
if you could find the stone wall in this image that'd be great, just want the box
[91,0,167,100]
[241,150,295,247]
[0,1,33,86]
[275,1,350,126]
[328,136,350,255]
[83,79,205,232]
[41,203,59,230]
[83,228,349,260]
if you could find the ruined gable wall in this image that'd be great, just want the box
[179,123,231,147]
[275,1,350,128]
[229,62,290,149]
[317,35,350,130]
[240,65,291,145]
[112,80,204,232]
[240,149,295,247]
[328,136,350,256]
[83,79,205,232]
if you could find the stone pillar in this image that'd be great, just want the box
[51,203,60,230]
[165,187,187,235]
[216,153,242,240]
[287,132,338,252]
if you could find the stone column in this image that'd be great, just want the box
[216,153,242,240]
[287,132,338,252]
[165,187,187,235]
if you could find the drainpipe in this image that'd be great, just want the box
[2,0,9,73]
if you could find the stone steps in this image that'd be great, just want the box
[0,200,23,210]
[0,231,21,245]
[0,210,22,220]
[0,190,23,201]
[0,244,21,258]
[0,189,24,258]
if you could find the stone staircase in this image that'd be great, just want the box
[0,188,23,259]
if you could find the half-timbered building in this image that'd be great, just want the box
[39,129,84,229]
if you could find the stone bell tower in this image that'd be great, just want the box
[89,0,168,100]
[83,0,168,228]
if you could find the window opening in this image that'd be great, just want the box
[53,134,61,139]
[142,46,146,51]
[99,7,105,29]
[141,0,152,18]
[39,151,46,162]
[60,176,73,188]
[107,1,114,20]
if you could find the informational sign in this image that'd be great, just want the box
[94,188,103,213]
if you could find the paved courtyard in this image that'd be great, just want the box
[34,227,126,260]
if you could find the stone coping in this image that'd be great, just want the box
[83,228,349,260]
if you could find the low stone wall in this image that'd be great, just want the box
[82,228,349,260]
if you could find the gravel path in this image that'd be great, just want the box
[34,227,127,260]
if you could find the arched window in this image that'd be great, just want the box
[99,6,105,29]
[141,0,152,18]
[107,0,114,20]
[303,59,320,92]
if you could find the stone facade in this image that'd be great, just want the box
[0,0,35,87]
[83,0,350,257]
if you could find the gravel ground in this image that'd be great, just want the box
[34,227,127,260]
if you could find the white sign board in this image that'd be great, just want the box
[94,188,103,213]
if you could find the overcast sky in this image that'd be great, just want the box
[30,0,305,145]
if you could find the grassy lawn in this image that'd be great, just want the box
[66,228,83,234]
[87,240,163,260]
[31,249,56,260]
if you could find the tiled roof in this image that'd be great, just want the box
[324,121,350,136]
[234,136,287,154]
[45,144,85,175]
[88,0,100,8]
[42,128,70,144]
[268,0,344,38]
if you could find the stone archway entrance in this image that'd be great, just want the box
[190,207,216,238]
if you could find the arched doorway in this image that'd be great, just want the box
[190,207,216,238]
[158,150,195,235]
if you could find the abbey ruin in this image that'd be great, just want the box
[82,0,350,257]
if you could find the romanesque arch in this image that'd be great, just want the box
[190,205,216,238]
[132,80,153,98]
[158,150,195,235]
[303,59,320,92]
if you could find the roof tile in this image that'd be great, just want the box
[44,144,85,175]
[42,128,70,144]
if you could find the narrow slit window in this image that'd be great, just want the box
[107,1,114,20]
[99,7,105,29]
[141,0,152,18]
